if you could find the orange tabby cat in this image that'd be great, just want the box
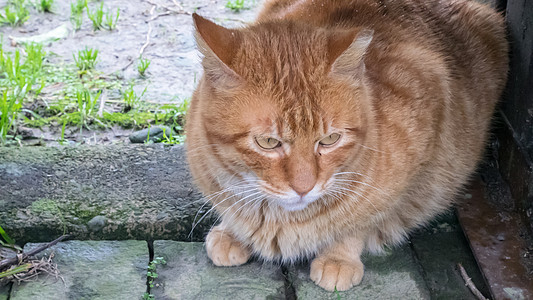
[185,0,508,291]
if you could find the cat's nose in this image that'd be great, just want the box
[290,181,315,197]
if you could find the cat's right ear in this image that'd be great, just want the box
[328,28,374,78]
[193,13,243,87]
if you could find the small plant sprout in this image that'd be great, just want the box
[104,7,119,30]
[122,84,146,112]
[0,86,27,144]
[142,256,166,299]
[87,2,104,31]
[36,0,54,13]
[137,57,151,77]
[0,0,30,26]
[73,47,98,71]
[70,0,85,31]
[71,0,86,14]
[225,0,248,12]
[75,88,101,132]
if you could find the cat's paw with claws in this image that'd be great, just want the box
[205,226,251,266]
[310,256,364,291]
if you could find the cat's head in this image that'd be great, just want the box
[192,14,374,211]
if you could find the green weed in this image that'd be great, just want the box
[160,128,184,145]
[87,2,104,31]
[334,286,342,300]
[36,0,53,12]
[137,57,151,77]
[0,264,31,279]
[73,47,98,71]
[75,88,101,132]
[0,224,21,252]
[0,87,26,144]
[225,0,248,12]
[143,256,167,299]
[70,0,86,15]
[122,84,146,112]
[104,7,119,30]
[0,224,15,245]
[0,0,30,26]
[69,0,86,30]
[59,119,67,144]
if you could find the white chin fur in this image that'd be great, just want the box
[279,201,309,211]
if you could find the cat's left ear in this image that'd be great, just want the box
[328,28,374,78]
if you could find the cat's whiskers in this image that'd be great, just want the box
[333,178,389,198]
[190,178,251,232]
[331,184,379,212]
[189,181,261,237]
[212,191,265,236]
[358,143,387,154]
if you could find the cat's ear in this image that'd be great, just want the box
[193,13,243,86]
[328,28,374,78]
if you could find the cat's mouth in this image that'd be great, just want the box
[276,193,322,211]
[279,199,310,211]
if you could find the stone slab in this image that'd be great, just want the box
[152,241,286,299]
[0,283,10,300]
[0,145,216,243]
[9,240,148,300]
[290,244,430,300]
[410,211,489,299]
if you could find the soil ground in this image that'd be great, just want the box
[1,0,263,145]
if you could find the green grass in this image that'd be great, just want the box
[70,0,86,15]
[137,57,151,77]
[104,7,119,30]
[69,0,86,30]
[0,40,188,145]
[122,83,146,112]
[0,42,46,144]
[75,88,101,132]
[0,0,30,26]
[87,2,104,30]
[73,47,98,71]
[0,224,15,245]
[87,3,119,31]
[36,0,53,13]
[225,0,250,12]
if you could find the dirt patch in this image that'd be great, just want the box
[1,0,263,145]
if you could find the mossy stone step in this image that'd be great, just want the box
[0,145,215,243]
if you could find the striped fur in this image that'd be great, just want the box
[185,0,508,291]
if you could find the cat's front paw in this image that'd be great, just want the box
[310,256,364,291]
[205,226,251,266]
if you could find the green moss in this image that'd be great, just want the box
[31,198,66,234]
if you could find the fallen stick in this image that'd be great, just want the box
[0,235,69,271]
[457,263,489,300]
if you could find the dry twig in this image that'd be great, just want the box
[0,235,69,271]
[457,263,489,300]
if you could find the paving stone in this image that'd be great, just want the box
[410,211,490,299]
[152,241,286,299]
[10,240,148,300]
[0,283,10,300]
[290,244,431,300]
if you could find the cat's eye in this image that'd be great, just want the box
[319,133,341,146]
[255,136,282,149]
